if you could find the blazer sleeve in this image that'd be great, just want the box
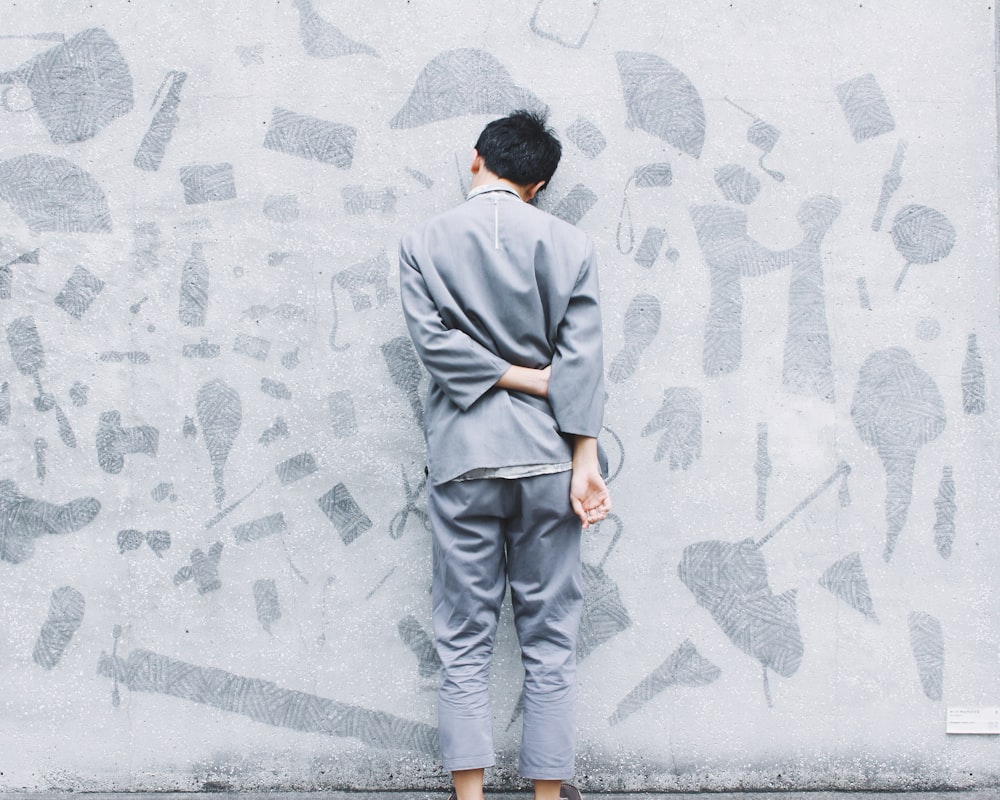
[399,241,511,412]
[548,238,605,437]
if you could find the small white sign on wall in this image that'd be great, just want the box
[946,707,1000,734]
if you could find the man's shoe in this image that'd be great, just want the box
[559,784,582,800]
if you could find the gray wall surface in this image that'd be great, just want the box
[0,0,998,792]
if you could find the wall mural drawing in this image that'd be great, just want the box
[609,639,721,725]
[99,351,150,364]
[234,333,270,361]
[389,466,430,540]
[633,227,664,269]
[564,116,606,158]
[723,97,785,181]
[609,293,661,384]
[134,71,186,171]
[856,277,872,311]
[0,478,101,564]
[132,222,161,271]
[329,253,394,351]
[0,154,112,233]
[398,614,441,678]
[276,452,317,485]
[342,185,396,215]
[679,462,851,706]
[33,586,85,670]
[183,338,220,359]
[263,194,300,223]
[889,204,956,291]
[317,482,372,545]
[292,0,377,58]
[34,437,47,482]
[908,611,944,701]
[1,248,38,299]
[404,166,434,189]
[118,528,171,557]
[642,387,701,469]
[0,382,11,425]
[714,164,761,205]
[254,579,282,634]
[617,52,705,158]
[180,163,237,204]
[818,552,877,622]
[549,183,597,226]
[962,333,986,414]
[97,642,439,753]
[264,107,357,169]
[616,162,672,255]
[233,512,286,544]
[97,410,158,474]
[872,140,907,231]
[0,28,133,144]
[390,49,547,128]
[261,378,292,399]
[327,391,357,438]
[529,0,600,49]
[381,335,425,427]
[195,379,242,508]
[851,349,946,561]
[691,195,839,403]
[933,466,956,559]
[173,541,224,594]
[179,243,209,326]
[836,73,895,143]
[755,422,771,522]
[259,417,290,445]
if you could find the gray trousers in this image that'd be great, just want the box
[427,471,583,780]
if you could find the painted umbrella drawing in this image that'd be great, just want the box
[678,462,851,705]
[616,51,705,158]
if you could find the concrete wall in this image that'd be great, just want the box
[1,0,998,792]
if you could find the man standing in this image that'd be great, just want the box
[399,110,609,800]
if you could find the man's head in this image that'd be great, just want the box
[472,110,561,200]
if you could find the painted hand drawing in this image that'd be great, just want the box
[196,380,242,508]
[642,388,701,469]
[0,28,133,143]
[608,293,661,384]
[609,639,720,725]
[908,611,944,701]
[889,204,956,291]
[264,107,357,169]
[390,49,546,129]
[97,411,159,474]
[0,154,112,233]
[33,586,85,669]
[617,52,705,158]
[836,73,895,143]
[679,463,850,706]
[0,479,101,564]
[134,71,186,171]
[851,349,946,561]
[616,162,672,254]
[292,0,377,58]
[933,466,956,559]
[818,552,877,622]
[724,98,785,182]
[529,0,600,49]
[872,140,907,231]
[97,643,438,753]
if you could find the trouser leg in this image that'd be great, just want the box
[506,471,583,780]
[428,478,506,772]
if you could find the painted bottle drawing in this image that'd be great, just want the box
[134,71,187,171]
[179,243,208,327]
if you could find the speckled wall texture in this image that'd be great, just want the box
[0,0,998,793]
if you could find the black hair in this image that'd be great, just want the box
[474,110,561,190]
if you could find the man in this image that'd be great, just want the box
[399,110,610,800]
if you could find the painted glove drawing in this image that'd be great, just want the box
[641,387,702,470]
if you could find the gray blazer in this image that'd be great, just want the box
[399,187,605,485]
